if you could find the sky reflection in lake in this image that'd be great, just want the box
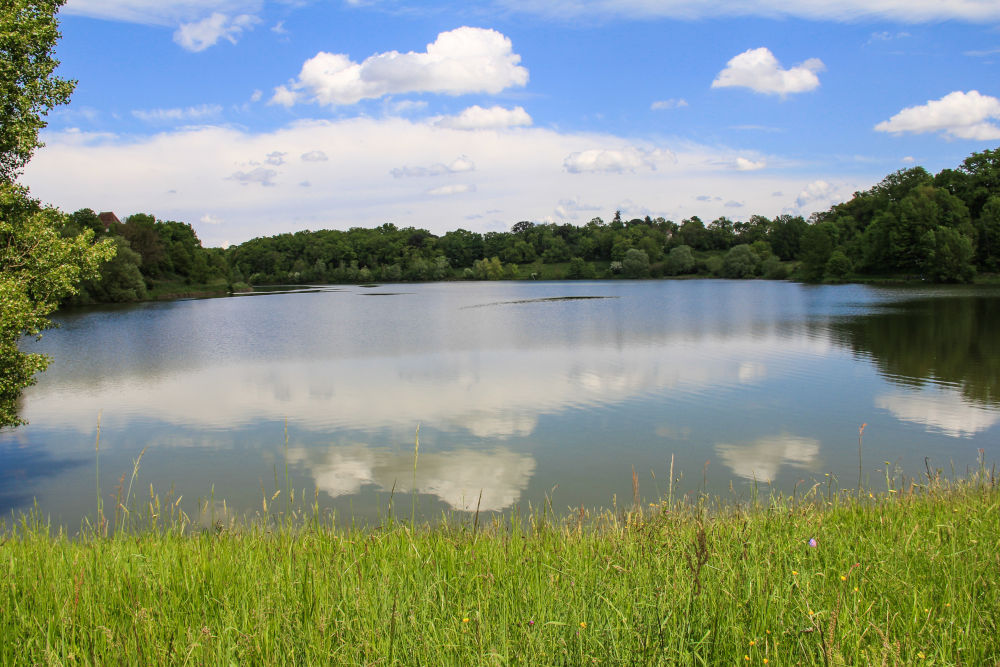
[3,281,998,526]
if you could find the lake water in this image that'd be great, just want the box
[3,280,998,528]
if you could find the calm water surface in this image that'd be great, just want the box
[2,280,998,527]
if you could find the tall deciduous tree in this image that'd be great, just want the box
[0,0,75,181]
[1,0,115,426]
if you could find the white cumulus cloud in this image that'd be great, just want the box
[427,183,475,196]
[434,105,533,130]
[173,12,260,52]
[392,156,475,178]
[874,90,1000,140]
[270,27,528,108]
[712,47,824,96]
[553,198,601,220]
[563,147,674,174]
[265,151,286,166]
[651,98,688,110]
[25,118,865,248]
[494,0,1000,23]
[793,179,850,212]
[735,157,766,171]
[64,0,260,25]
[132,104,222,122]
[301,150,329,162]
[228,167,277,187]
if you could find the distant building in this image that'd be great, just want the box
[97,211,120,233]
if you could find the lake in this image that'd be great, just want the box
[2,280,998,528]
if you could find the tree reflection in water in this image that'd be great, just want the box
[831,295,1000,408]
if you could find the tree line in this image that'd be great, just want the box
[221,147,998,285]
[58,210,229,305]
[56,147,1000,306]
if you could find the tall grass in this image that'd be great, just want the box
[1,456,998,664]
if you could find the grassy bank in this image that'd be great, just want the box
[144,278,232,301]
[2,468,998,665]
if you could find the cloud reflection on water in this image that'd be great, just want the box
[715,434,821,481]
[288,444,536,512]
[17,336,833,440]
[875,387,1000,437]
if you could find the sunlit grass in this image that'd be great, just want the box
[1,458,998,664]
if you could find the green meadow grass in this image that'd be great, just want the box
[2,462,998,665]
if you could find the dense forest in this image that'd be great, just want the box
[59,210,230,305]
[64,147,1000,304]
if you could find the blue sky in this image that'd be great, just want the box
[21,0,1000,247]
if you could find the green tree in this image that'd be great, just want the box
[664,245,695,275]
[621,248,650,278]
[974,195,1000,271]
[824,249,853,282]
[798,224,834,281]
[120,213,166,276]
[721,244,759,278]
[473,256,505,280]
[767,214,807,261]
[922,227,976,283]
[0,0,75,181]
[67,235,146,304]
[1,0,114,427]
[676,216,710,250]
[954,148,1000,220]
[1,186,114,425]
[566,257,596,279]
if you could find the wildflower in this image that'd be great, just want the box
[528,620,535,626]
[462,618,469,623]
[840,575,847,581]
[763,660,769,665]
[808,538,817,548]
[579,622,587,629]
[750,640,756,646]
[918,652,926,659]
[808,610,814,616]
[854,587,859,592]
[744,656,750,662]
[945,603,951,608]
[792,570,799,576]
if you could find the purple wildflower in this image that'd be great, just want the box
[808,538,817,548]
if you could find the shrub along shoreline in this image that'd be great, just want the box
[2,464,998,664]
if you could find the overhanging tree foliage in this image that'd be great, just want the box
[1,0,115,427]
[0,0,75,182]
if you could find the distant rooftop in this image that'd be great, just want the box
[97,211,120,229]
